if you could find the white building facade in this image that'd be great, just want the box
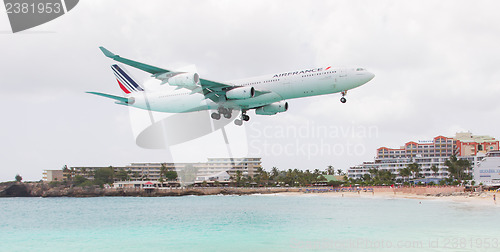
[474,151,500,186]
[68,157,261,183]
[348,133,499,181]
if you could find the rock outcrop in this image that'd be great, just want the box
[0,183,30,197]
[0,181,294,197]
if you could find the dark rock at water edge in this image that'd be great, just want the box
[0,184,30,197]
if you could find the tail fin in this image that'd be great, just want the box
[111,64,144,94]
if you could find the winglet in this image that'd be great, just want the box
[99,46,116,58]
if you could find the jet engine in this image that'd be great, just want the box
[168,73,199,87]
[226,86,255,100]
[255,101,288,115]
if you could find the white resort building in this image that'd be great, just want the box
[473,151,500,187]
[43,158,261,185]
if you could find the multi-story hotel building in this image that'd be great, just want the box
[348,132,499,180]
[43,158,262,183]
[42,170,64,182]
[473,150,500,186]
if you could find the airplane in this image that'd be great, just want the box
[89,47,375,125]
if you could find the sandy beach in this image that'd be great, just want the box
[278,189,499,207]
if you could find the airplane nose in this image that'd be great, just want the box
[366,72,375,81]
[360,71,375,84]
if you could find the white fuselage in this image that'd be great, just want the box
[129,67,374,113]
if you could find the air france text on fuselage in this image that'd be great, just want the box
[273,68,325,78]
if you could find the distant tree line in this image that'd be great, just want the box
[228,165,346,187]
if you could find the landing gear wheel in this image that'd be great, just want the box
[242,114,250,121]
[234,119,243,126]
[211,112,221,120]
[223,112,232,119]
[340,97,347,103]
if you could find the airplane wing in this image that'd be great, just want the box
[99,47,232,102]
[99,47,169,74]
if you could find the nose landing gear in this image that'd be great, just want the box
[340,90,347,103]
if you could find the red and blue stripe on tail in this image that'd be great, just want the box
[111,64,144,94]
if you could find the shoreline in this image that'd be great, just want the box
[1,182,497,206]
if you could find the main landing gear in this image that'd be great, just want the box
[340,90,347,103]
[234,112,250,126]
[211,107,249,126]
[211,107,233,120]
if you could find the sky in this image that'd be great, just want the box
[1,0,500,181]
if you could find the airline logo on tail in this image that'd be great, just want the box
[111,64,144,94]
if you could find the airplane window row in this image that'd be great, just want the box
[159,92,190,98]
[263,79,280,83]
[301,71,336,78]
[243,81,262,86]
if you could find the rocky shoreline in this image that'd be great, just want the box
[0,182,298,197]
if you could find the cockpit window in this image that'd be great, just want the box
[356,68,365,71]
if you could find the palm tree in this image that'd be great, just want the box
[361,173,372,184]
[62,165,70,181]
[327,165,335,175]
[132,172,140,181]
[398,168,411,183]
[254,167,263,185]
[407,162,421,179]
[235,170,243,187]
[337,169,343,176]
[261,170,269,186]
[159,163,167,182]
[445,155,471,182]
[431,165,439,177]
[271,167,279,181]
[313,169,320,176]
[368,168,378,179]
[444,155,458,179]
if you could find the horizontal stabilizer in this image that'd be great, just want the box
[86,91,129,104]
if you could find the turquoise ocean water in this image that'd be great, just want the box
[1,195,499,251]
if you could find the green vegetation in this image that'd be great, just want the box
[444,155,472,182]
[431,165,439,177]
[115,168,129,181]
[94,166,114,185]
[228,166,346,187]
[15,174,22,182]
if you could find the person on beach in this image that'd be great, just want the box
[494,194,496,204]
